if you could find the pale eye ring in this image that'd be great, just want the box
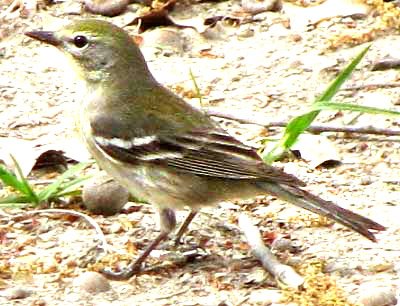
[73,35,88,48]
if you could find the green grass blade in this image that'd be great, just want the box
[317,45,371,102]
[37,162,91,202]
[0,194,33,205]
[263,110,319,162]
[262,45,371,163]
[52,175,92,198]
[313,101,400,116]
[9,154,39,204]
[0,202,32,208]
[0,166,29,194]
[189,68,203,106]
[53,189,82,198]
[59,175,91,191]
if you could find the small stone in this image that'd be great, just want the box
[323,261,354,277]
[241,0,282,14]
[248,289,282,304]
[162,49,174,57]
[110,222,122,234]
[244,267,267,284]
[61,1,83,15]
[359,288,397,306]
[5,287,32,300]
[73,272,111,294]
[359,176,373,186]
[286,256,302,267]
[368,262,394,273]
[85,0,129,17]
[236,26,255,38]
[197,43,212,52]
[83,172,129,216]
[357,142,369,152]
[289,60,303,69]
[143,29,185,55]
[202,22,227,40]
[393,97,400,105]
[271,238,302,253]
[289,34,302,42]
[63,257,78,268]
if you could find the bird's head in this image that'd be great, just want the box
[25,19,151,84]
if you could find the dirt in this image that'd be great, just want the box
[1,0,400,305]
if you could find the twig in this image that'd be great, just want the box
[0,0,20,20]
[342,83,400,90]
[205,107,400,136]
[238,214,304,289]
[23,208,111,253]
[372,59,400,71]
[235,296,250,306]
[154,288,189,300]
[383,179,400,185]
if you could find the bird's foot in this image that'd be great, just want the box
[100,263,142,281]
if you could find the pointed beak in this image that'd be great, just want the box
[25,31,61,47]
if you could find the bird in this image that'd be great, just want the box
[25,19,385,280]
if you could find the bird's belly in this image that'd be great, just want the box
[97,159,264,211]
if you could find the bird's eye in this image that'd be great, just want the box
[73,35,88,48]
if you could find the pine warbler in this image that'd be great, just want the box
[25,19,385,280]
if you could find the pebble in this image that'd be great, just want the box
[202,23,228,40]
[358,288,397,306]
[143,29,185,55]
[241,0,282,14]
[110,222,123,234]
[73,272,111,294]
[359,176,373,186]
[271,238,302,253]
[322,261,354,277]
[5,287,32,300]
[60,1,83,15]
[236,26,255,38]
[247,289,282,304]
[285,256,302,267]
[83,172,129,216]
[84,0,129,17]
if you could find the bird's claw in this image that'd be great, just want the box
[99,264,142,281]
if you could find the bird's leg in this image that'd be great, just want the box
[101,208,176,280]
[174,211,197,245]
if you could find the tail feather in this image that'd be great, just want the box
[258,182,385,242]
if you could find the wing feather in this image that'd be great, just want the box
[93,128,305,186]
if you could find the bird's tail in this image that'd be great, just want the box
[257,182,385,242]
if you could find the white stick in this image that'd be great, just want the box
[238,214,304,289]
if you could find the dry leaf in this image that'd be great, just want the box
[291,134,341,168]
[284,0,372,29]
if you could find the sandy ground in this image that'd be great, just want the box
[1,0,400,305]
